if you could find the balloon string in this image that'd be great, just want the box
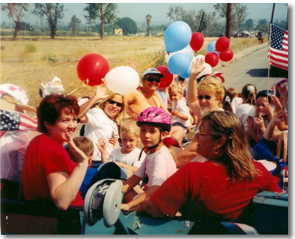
[140,53,166,72]
[68,87,79,95]
[83,88,95,96]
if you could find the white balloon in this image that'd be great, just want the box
[194,55,205,61]
[165,45,194,63]
[199,63,212,77]
[190,55,211,78]
[105,66,139,95]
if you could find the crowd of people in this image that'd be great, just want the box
[0,58,288,226]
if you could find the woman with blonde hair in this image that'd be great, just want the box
[177,59,225,165]
[78,87,127,168]
[141,111,282,222]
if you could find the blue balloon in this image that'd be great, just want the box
[179,65,191,79]
[207,41,216,53]
[168,53,191,75]
[164,21,192,53]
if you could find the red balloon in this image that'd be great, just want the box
[77,53,110,86]
[156,66,174,88]
[190,32,204,52]
[215,36,230,52]
[219,49,234,62]
[205,52,219,68]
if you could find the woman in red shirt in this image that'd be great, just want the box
[141,111,282,222]
[22,94,89,210]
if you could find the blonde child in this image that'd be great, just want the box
[97,119,146,177]
[120,107,177,211]
[168,82,191,146]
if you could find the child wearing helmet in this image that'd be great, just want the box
[120,107,177,211]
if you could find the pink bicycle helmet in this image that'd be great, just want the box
[136,107,171,132]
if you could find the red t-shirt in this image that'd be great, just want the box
[150,161,282,221]
[22,134,83,206]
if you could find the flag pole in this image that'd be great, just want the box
[267,3,276,96]
[267,24,272,97]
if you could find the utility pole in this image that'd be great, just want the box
[198,12,205,32]
[226,3,231,39]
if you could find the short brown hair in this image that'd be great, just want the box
[73,136,94,157]
[37,94,79,134]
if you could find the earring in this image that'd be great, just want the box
[213,148,218,155]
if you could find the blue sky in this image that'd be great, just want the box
[1,3,289,26]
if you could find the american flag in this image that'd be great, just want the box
[268,24,288,70]
[0,109,38,132]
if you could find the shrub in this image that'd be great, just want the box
[25,43,37,53]
[43,52,59,63]
[149,47,167,68]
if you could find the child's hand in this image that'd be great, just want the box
[128,61,137,71]
[255,115,265,130]
[108,137,117,145]
[120,203,130,211]
[108,133,119,146]
[171,110,179,117]
[278,82,288,95]
[270,95,282,112]
[66,132,88,165]
[272,111,286,125]
[264,102,274,119]
[96,138,107,154]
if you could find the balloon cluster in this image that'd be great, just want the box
[77,53,139,94]
[164,21,207,78]
[205,37,234,68]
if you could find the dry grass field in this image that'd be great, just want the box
[0,35,259,110]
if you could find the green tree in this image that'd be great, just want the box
[167,6,218,35]
[146,14,152,36]
[273,20,288,30]
[214,3,248,32]
[84,3,118,39]
[32,3,64,39]
[69,15,81,36]
[243,18,254,31]
[115,17,137,35]
[1,3,29,39]
[167,6,186,21]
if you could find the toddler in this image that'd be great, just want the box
[168,82,191,146]
[98,119,146,177]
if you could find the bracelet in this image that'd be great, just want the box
[283,108,288,113]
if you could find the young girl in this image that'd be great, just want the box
[120,107,177,211]
[98,118,146,177]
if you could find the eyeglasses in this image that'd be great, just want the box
[107,99,123,107]
[145,77,161,83]
[197,95,212,100]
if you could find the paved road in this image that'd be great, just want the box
[219,46,288,93]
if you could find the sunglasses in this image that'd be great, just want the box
[107,99,123,107]
[145,77,161,83]
[197,95,212,100]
